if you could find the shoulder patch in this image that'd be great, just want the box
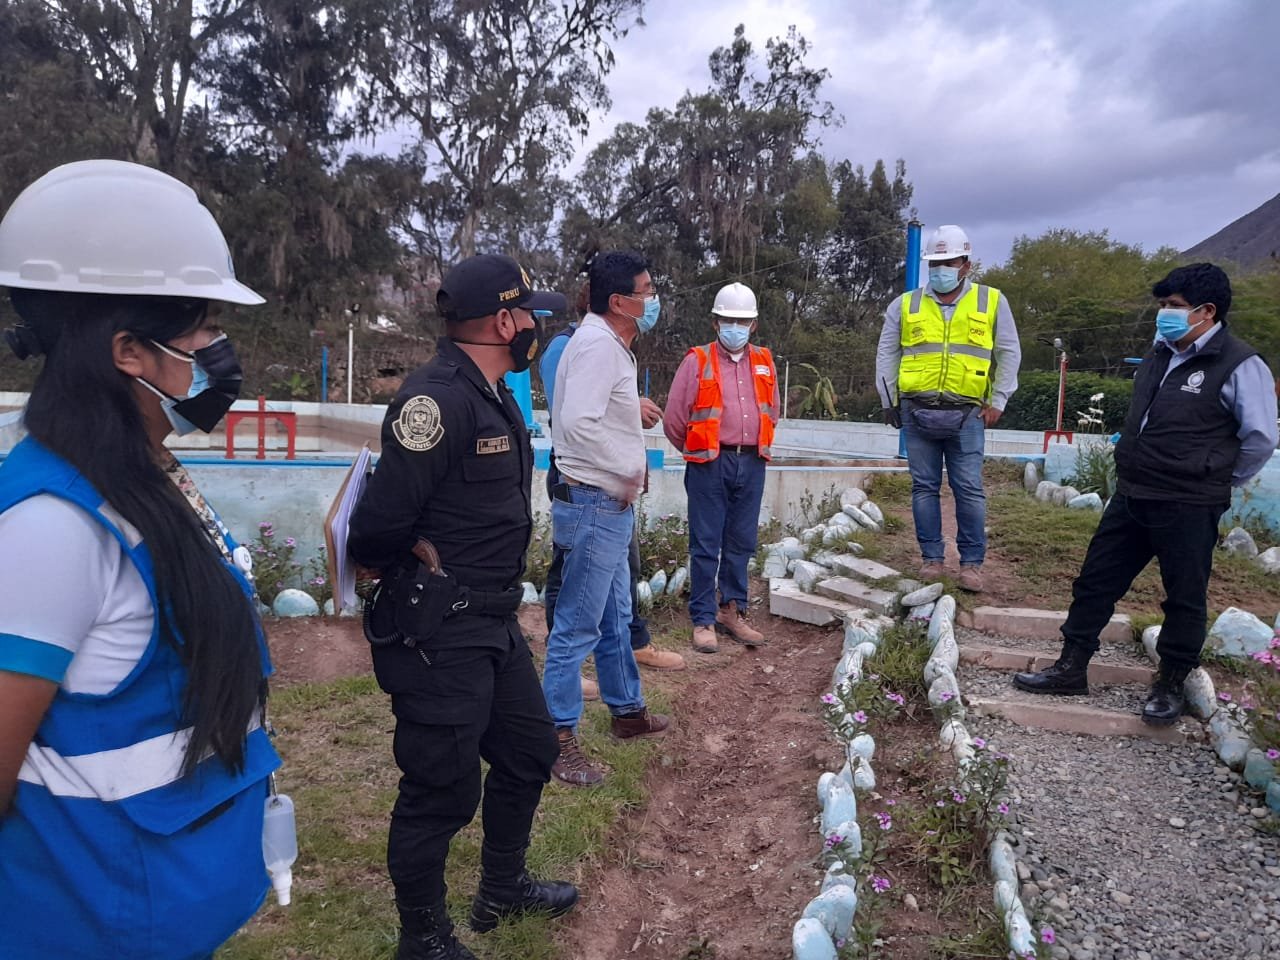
[393,395,446,452]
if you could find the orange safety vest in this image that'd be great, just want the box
[682,342,778,463]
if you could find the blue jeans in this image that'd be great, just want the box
[685,452,768,626]
[901,401,986,565]
[542,485,646,729]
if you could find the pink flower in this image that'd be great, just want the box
[1219,692,1233,702]
[1268,749,1280,761]
[875,812,892,830]
[952,792,966,803]
[885,798,897,806]
[870,875,890,893]
[821,693,837,705]
[939,690,955,702]
[1040,926,1056,945]
[997,802,1010,815]
[284,537,296,548]
[258,521,273,529]
[972,736,987,749]
[885,692,905,705]
[852,710,868,724]
[936,800,946,807]
[824,833,844,850]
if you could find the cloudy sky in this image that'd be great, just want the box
[576,0,1279,267]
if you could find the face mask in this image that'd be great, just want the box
[453,314,542,373]
[928,266,962,294]
[141,334,244,435]
[621,294,660,334]
[718,322,751,351]
[1155,305,1206,343]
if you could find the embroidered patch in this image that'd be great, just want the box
[1180,370,1206,395]
[476,435,511,455]
[393,395,445,451]
[755,364,771,376]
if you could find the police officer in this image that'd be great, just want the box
[348,254,576,960]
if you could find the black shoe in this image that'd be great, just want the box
[396,901,477,960]
[1011,644,1091,695]
[469,872,579,933]
[1142,665,1189,726]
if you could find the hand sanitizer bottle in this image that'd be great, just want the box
[262,792,297,906]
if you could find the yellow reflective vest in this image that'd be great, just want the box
[898,283,1001,403]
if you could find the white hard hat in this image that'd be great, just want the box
[711,282,758,319]
[922,224,972,261]
[0,159,264,305]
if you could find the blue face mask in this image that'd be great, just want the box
[928,266,962,294]
[1155,305,1206,343]
[624,294,661,334]
[718,322,751,351]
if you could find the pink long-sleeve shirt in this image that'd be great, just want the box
[662,341,780,452]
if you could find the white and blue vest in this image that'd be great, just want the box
[0,438,282,960]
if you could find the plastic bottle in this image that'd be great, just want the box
[262,792,297,906]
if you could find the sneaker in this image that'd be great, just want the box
[610,708,671,741]
[957,565,983,592]
[551,728,603,787]
[918,560,946,580]
[692,624,718,654]
[633,645,687,670]
[715,603,767,647]
[580,675,599,701]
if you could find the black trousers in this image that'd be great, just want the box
[376,625,558,908]
[1061,494,1227,670]
[543,460,651,650]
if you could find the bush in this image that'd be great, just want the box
[1000,371,1133,432]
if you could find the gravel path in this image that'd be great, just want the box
[964,665,1152,717]
[973,716,1280,960]
[957,625,1149,667]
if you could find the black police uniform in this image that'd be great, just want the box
[348,336,558,912]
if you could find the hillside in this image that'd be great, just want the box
[1183,191,1280,268]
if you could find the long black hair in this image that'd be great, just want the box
[16,289,262,775]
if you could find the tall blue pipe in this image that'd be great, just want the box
[320,346,328,403]
[898,220,924,458]
[503,308,552,433]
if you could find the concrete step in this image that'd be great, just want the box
[768,577,868,627]
[813,577,898,617]
[966,695,1198,744]
[960,606,1133,644]
[826,555,901,582]
[960,642,1154,686]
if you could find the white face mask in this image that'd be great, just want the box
[718,322,751,351]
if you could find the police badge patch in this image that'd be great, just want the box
[393,395,445,451]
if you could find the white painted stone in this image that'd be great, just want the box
[272,589,319,618]
[861,500,884,525]
[822,526,853,547]
[832,649,865,688]
[1209,710,1252,770]
[636,581,653,612]
[989,837,1018,885]
[648,569,668,596]
[1034,480,1059,502]
[820,778,858,837]
[851,757,876,791]
[793,561,831,594]
[761,552,790,578]
[839,487,868,510]
[801,885,857,942]
[1067,492,1103,510]
[843,503,881,532]
[322,598,335,616]
[828,556,901,582]
[849,734,876,763]
[826,511,855,530]
[1051,485,1081,506]
[769,578,855,626]
[520,582,539,605]
[786,559,798,574]
[817,771,837,807]
[908,601,936,622]
[1260,547,1280,574]
[938,718,967,750]
[1005,900,1036,957]
[902,582,945,607]
[1023,461,1040,493]
[792,918,838,960]
[835,761,855,795]
[928,671,962,719]
[993,879,1018,914]
[1206,607,1274,658]
[1141,624,1160,663]
[1184,667,1217,720]
[815,577,898,617]
[929,595,957,643]
[780,540,807,560]
[821,862,858,894]
[1222,526,1259,558]
[800,524,826,544]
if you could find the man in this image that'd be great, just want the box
[543,250,671,787]
[875,224,1021,592]
[1013,263,1278,725]
[663,282,779,654]
[539,307,686,676]
[348,254,577,960]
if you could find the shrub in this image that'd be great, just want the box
[999,371,1133,432]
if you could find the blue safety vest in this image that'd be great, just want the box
[0,438,281,960]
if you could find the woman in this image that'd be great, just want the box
[0,160,281,959]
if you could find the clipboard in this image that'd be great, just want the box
[324,444,372,612]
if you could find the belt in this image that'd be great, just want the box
[452,585,523,617]
[720,444,759,455]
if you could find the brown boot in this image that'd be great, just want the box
[610,708,671,741]
[692,624,718,654]
[633,645,687,670]
[551,728,604,787]
[716,603,767,647]
[918,560,946,580]
[957,565,983,593]
[580,675,600,701]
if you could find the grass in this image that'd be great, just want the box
[218,674,666,960]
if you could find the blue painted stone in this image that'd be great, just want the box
[801,886,857,942]
[993,879,1017,914]
[1244,748,1277,791]
[1207,607,1274,659]
[821,862,858,894]
[851,758,876,791]
[929,595,956,642]
[792,918,838,960]
[902,582,944,606]
[908,601,936,622]
[1067,492,1103,510]
[1005,901,1035,956]
[323,598,335,616]
[521,582,539,605]
[648,570,668,596]
[989,837,1017,885]
[1184,668,1217,720]
[272,588,319,618]
[667,567,688,596]
[1267,780,1280,815]
[1209,711,1252,770]
[849,734,875,763]
[820,779,857,837]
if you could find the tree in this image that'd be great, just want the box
[826,158,914,327]
[362,0,643,262]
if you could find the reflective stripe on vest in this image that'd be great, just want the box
[682,344,776,462]
[898,283,1000,404]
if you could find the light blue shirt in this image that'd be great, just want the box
[539,322,577,413]
[1145,323,1279,486]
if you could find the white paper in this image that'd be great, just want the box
[330,445,372,612]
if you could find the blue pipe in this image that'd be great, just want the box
[320,346,328,403]
[898,220,924,458]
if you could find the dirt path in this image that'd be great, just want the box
[549,606,843,960]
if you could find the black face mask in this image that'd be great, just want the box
[455,317,542,374]
[146,335,245,434]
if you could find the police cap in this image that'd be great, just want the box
[437,254,566,322]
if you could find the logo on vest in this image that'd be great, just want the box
[1180,370,1206,395]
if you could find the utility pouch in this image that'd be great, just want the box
[363,538,461,649]
[909,405,973,441]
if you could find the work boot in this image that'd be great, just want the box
[1143,663,1190,726]
[551,728,603,787]
[396,901,476,960]
[918,560,946,580]
[716,603,767,647]
[1011,643,1091,696]
[633,644,687,670]
[610,708,671,741]
[469,846,579,933]
[580,674,600,701]
[957,565,983,592]
[692,624,718,654]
